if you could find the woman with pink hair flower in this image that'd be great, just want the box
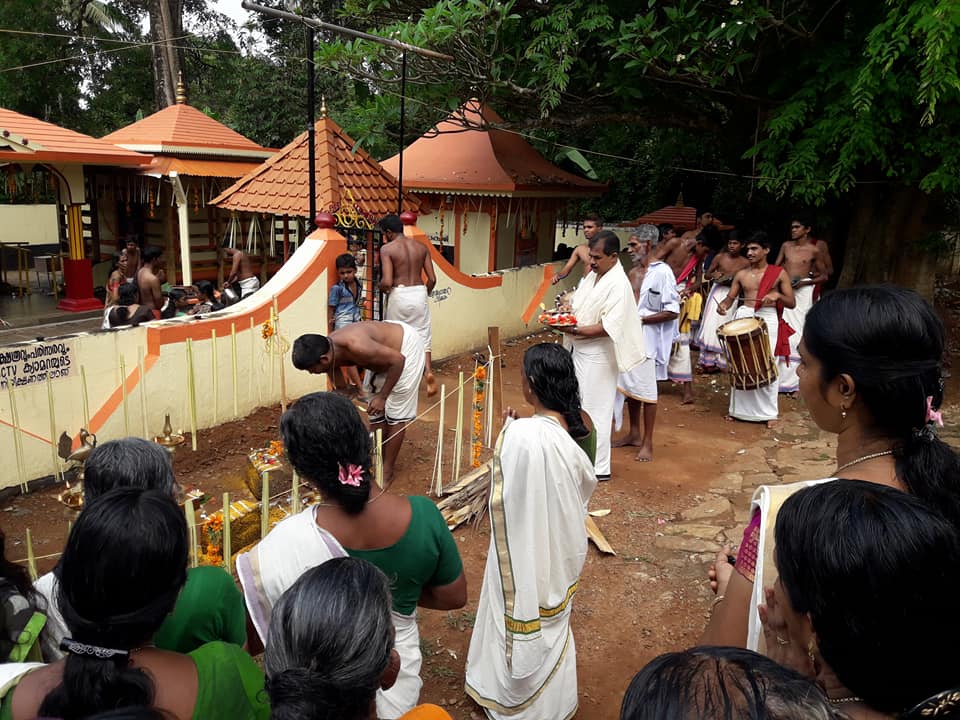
[237,392,466,719]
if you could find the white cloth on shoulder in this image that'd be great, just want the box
[236,504,346,644]
[777,284,814,393]
[570,263,647,475]
[236,504,419,718]
[746,478,835,651]
[465,416,597,720]
[386,285,432,351]
[570,264,647,373]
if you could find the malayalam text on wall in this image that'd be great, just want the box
[0,341,74,389]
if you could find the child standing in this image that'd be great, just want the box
[327,253,364,392]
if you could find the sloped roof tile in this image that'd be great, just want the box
[102,103,271,159]
[0,107,148,166]
[210,117,419,219]
[380,99,606,196]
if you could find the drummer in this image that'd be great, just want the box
[697,232,749,373]
[717,232,795,427]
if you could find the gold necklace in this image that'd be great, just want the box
[835,450,894,474]
[828,696,864,705]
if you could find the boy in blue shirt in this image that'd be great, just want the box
[328,253,364,392]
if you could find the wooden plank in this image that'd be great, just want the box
[585,516,616,555]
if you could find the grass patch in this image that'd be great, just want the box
[445,610,477,631]
[427,664,458,680]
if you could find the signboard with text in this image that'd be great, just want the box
[0,341,75,389]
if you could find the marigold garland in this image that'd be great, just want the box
[471,364,487,467]
[201,515,224,565]
[261,321,275,340]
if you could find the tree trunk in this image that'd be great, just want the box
[148,0,183,108]
[838,184,937,301]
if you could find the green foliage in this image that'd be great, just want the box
[0,0,84,127]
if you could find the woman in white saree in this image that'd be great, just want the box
[466,343,597,720]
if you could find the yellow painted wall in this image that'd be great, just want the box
[0,205,59,246]
[457,211,492,274]
[0,223,576,488]
[0,229,339,491]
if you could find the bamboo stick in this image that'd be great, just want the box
[485,354,495,448]
[46,375,59,482]
[25,529,37,581]
[432,384,446,496]
[185,339,198,451]
[138,348,148,437]
[79,365,90,430]
[273,296,288,413]
[230,322,239,417]
[7,383,26,493]
[249,317,257,406]
[211,329,219,426]
[453,371,465,482]
[374,429,384,489]
[291,470,301,514]
[119,355,130,436]
[184,499,198,568]
[260,473,270,539]
[222,492,232,572]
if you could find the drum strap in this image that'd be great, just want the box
[755,265,794,360]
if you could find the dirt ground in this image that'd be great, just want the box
[5,328,959,720]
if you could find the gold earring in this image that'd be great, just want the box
[807,639,816,663]
[840,406,847,420]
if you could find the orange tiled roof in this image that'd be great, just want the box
[0,107,148,166]
[146,156,263,179]
[628,205,699,231]
[210,116,419,219]
[380,100,606,197]
[102,103,271,159]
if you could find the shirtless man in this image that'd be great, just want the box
[663,211,714,276]
[717,232,795,427]
[551,213,602,284]
[222,247,260,298]
[124,239,141,282]
[137,247,165,317]
[774,215,832,396]
[292,320,425,484]
[379,214,438,396]
[697,233,750,372]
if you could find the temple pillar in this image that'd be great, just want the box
[57,202,102,311]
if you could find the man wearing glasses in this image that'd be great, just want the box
[775,215,832,397]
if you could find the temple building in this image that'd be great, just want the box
[380,99,606,274]
[211,105,419,320]
[100,78,274,285]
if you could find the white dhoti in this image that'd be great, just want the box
[697,285,737,370]
[363,321,425,424]
[777,285,813,394]
[728,306,779,422]
[614,357,658,431]
[386,285,432,351]
[465,416,596,720]
[380,611,422,718]
[238,276,260,298]
[667,332,692,383]
[572,338,619,476]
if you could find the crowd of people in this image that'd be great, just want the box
[0,209,958,719]
[101,238,261,329]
